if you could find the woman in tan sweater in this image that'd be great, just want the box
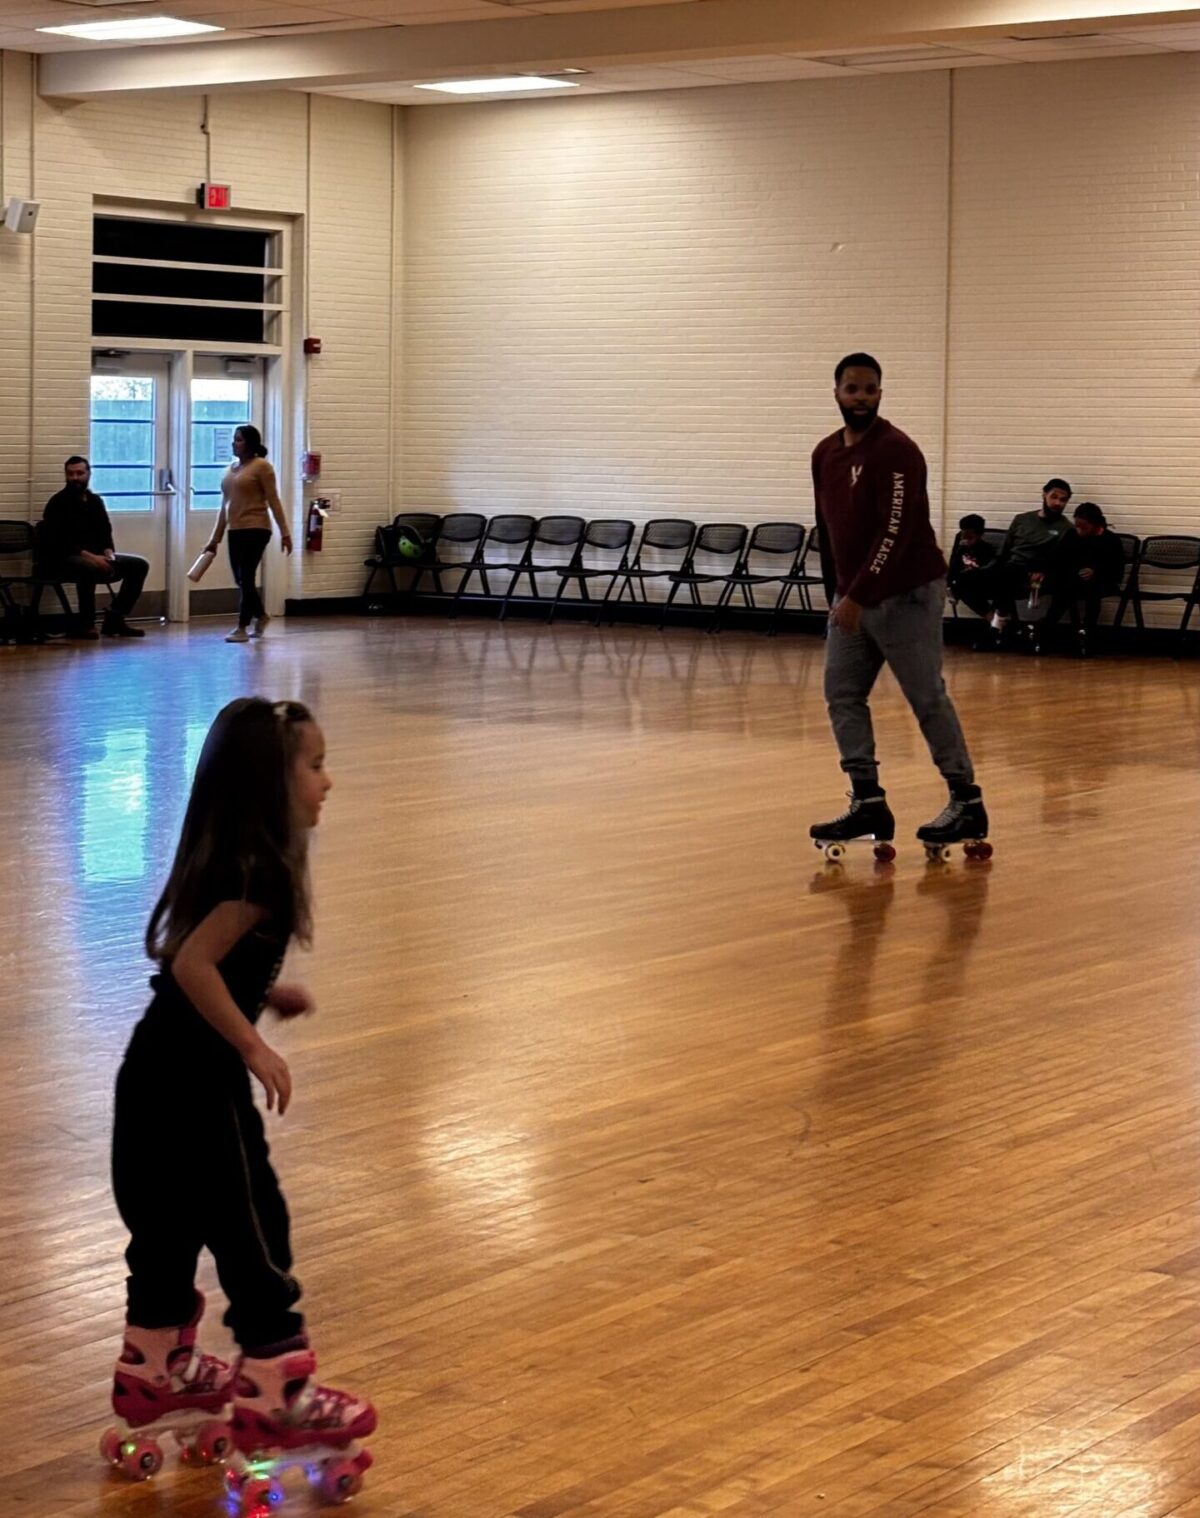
[204,426,293,643]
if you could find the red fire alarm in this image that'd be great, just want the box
[197,182,232,210]
[303,337,322,356]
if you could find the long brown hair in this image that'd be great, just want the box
[146,698,315,962]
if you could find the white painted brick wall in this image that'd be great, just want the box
[0,63,395,599]
[304,94,398,599]
[402,57,1200,624]
[948,56,1200,585]
[400,75,951,543]
[0,52,34,520]
[208,91,309,217]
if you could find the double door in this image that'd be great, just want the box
[89,353,267,618]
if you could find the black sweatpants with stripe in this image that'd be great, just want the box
[112,1052,304,1352]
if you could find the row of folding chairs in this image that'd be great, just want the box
[365,511,1200,639]
[363,513,827,631]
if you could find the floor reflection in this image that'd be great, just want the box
[82,728,148,885]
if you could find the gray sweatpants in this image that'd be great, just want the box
[824,578,974,788]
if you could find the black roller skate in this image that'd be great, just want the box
[810,791,896,864]
[916,785,992,863]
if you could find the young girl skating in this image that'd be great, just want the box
[104,697,375,1504]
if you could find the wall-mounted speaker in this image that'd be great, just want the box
[3,199,40,234]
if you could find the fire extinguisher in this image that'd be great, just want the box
[306,500,325,552]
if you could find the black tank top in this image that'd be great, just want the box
[125,918,288,1073]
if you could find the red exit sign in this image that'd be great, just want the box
[196,182,232,211]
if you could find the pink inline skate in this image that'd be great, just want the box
[224,1342,376,1511]
[100,1290,234,1480]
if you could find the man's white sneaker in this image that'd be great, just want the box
[225,626,250,644]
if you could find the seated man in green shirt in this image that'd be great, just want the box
[954,478,1073,641]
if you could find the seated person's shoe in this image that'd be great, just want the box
[102,616,145,638]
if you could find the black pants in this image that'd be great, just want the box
[228,529,271,627]
[112,1054,304,1351]
[953,562,1039,623]
[52,552,149,629]
[948,568,991,616]
[1044,583,1118,634]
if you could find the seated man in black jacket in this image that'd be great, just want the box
[1039,501,1125,652]
[947,514,997,608]
[40,456,149,639]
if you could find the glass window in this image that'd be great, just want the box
[191,378,251,513]
[92,217,274,345]
[89,376,155,513]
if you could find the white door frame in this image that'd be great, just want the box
[90,203,298,623]
[89,339,295,623]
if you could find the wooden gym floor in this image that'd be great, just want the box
[3,616,1200,1517]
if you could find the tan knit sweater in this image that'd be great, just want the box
[211,458,290,542]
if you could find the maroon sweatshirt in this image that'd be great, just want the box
[811,417,946,608]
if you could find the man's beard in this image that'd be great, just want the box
[838,402,879,434]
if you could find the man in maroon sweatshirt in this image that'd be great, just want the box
[809,354,988,854]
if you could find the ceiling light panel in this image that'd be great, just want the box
[414,74,580,92]
[38,14,222,37]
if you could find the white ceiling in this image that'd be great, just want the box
[0,0,703,54]
[13,0,1200,102]
[319,24,1200,104]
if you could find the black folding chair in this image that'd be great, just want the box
[404,512,488,599]
[603,518,696,623]
[498,515,586,621]
[362,512,441,602]
[0,520,74,643]
[659,522,749,630]
[549,519,635,626]
[774,523,828,617]
[713,522,806,634]
[1099,532,1141,625]
[451,514,537,611]
[1115,534,1200,649]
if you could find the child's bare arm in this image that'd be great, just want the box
[172,902,293,1113]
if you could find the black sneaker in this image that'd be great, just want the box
[102,618,146,639]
